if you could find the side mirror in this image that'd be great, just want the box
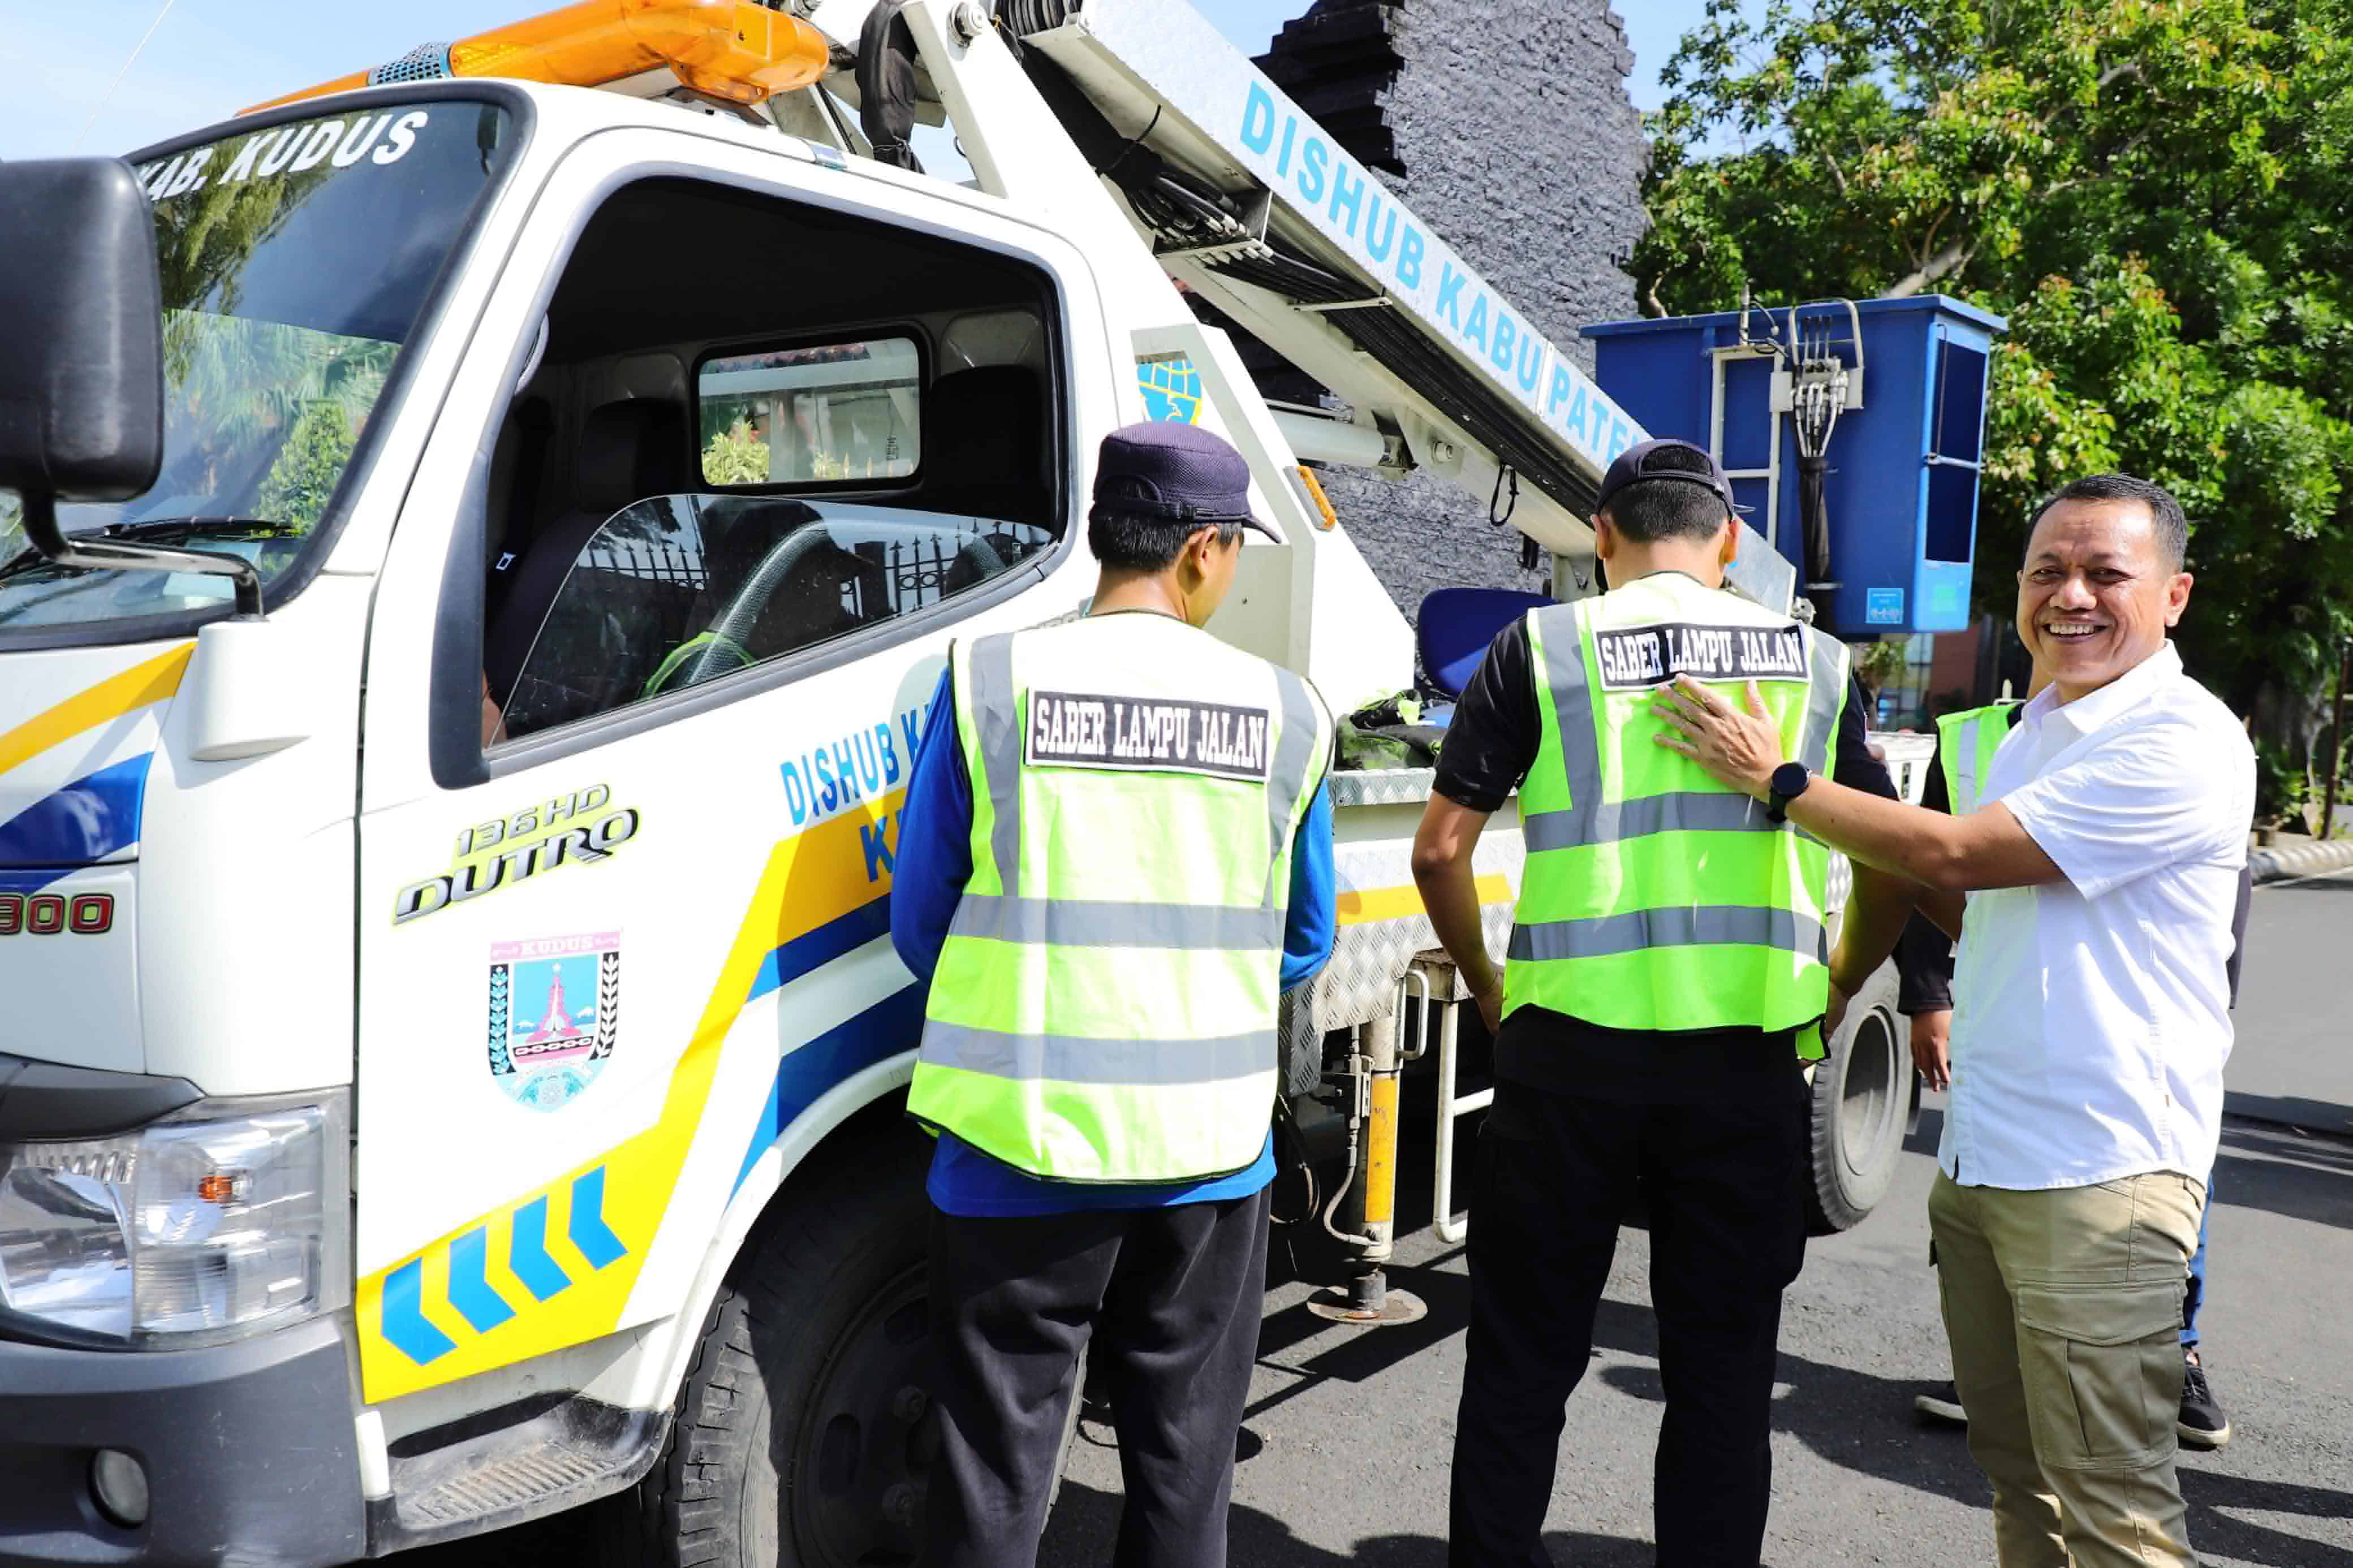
[0,158,165,502]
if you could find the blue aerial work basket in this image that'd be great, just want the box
[1584,296,2006,635]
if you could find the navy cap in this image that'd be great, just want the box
[1091,421,1285,545]
[1593,438,1749,519]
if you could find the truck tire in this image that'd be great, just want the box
[1804,962,1909,1234]
[608,1130,1081,1568]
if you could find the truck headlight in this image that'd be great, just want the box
[0,1092,349,1346]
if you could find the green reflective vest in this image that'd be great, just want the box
[1505,573,1850,1037]
[907,612,1333,1183]
[1934,701,2020,817]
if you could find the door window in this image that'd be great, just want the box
[471,172,1066,754]
[502,496,1050,739]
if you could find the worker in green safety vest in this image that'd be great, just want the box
[1411,438,1914,1567]
[1939,698,2025,817]
[891,421,1336,1568]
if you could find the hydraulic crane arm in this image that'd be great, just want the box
[794,0,1643,566]
[1009,0,1644,560]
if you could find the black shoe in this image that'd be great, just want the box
[2178,1354,2232,1450]
[1914,1380,1967,1426]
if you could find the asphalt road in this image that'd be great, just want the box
[1041,868,2353,1567]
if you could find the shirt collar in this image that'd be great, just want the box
[2021,641,2182,737]
[1617,569,1722,603]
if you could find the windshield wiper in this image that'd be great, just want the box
[0,515,286,614]
[111,516,295,541]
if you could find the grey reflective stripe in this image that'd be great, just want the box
[950,895,1283,949]
[916,1022,1277,1086]
[1798,629,1843,775]
[1260,668,1324,905]
[1507,904,1826,964]
[967,633,1023,892]
[1520,790,1765,852]
[1535,603,1605,815]
[1951,716,1984,815]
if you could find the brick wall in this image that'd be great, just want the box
[1251,0,1650,635]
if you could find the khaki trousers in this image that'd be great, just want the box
[1928,1169,2205,1568]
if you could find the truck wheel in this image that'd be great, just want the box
[1805,962,1908,1234]
[610,1130,1082,1568]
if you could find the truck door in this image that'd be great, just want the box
[351,128,1114,1416]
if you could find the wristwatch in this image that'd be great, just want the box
[1765,761,1812,824]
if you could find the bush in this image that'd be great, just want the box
[2253,740,2309,827]
[701,420,770,485]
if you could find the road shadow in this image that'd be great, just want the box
[2179,1467,2353,1568]
[2259,874,2353,894]
[2212,1117,2353,1232]
[1585,1297,1990,1511]
[1905,1103,1945,1159]
[1247,1249,1472,1424]
[1040,1479,1654,1567]
[1586,1294,2353,1568]
[2226,1093,2353,1140]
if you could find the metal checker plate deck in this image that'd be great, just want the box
[1329,767,1442,809]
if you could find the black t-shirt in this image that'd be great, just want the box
[1892,715,1972,1016]
[1434,595,1899,1103]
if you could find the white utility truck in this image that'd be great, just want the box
[0,3,1923,1563]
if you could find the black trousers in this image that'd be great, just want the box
[925,1186,1271,1568]
[1449,1075,1811,1568]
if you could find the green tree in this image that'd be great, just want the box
[254,400,354,533]
[1637,0,2353,720]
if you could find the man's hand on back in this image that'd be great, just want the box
[1649,676,1786,798]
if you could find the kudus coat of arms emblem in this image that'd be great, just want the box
[487,931,620,1111]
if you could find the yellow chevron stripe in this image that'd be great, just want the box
[0,644,193,780]
[358,787,907,1403]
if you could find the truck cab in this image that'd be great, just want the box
[0,40,1433,1558]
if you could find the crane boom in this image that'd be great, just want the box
[1011,0,1642,546]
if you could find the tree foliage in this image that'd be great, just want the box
[1635,0,2353,712]
[254,399,355,534]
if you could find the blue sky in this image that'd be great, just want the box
[0,1,1713,160]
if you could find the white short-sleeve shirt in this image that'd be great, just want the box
[1942,642,2253,1191]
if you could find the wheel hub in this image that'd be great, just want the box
[769,1266,933,1567]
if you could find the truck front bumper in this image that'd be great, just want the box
[0,1317,365,1568]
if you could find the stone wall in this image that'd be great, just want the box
[1250,0,1649,641]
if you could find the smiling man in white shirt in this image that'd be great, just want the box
[1654,474,2253,1568]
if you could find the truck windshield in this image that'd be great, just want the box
[0,100,512,632]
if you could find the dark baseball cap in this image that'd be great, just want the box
[1090,421,1285,545]
[1593,438,1750,518]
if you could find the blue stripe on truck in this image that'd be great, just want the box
[0,753,152,869]
[732,986,924,1193]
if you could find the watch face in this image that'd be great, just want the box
[1772,762,1811,798]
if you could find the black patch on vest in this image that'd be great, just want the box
[1025,690,1273,781]
[1591,622,1811,690]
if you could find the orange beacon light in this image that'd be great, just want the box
[243,0,831,114]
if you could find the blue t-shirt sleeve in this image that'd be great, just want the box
[1281,779,1337,993]
[888,668,969,986]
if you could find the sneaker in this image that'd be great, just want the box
[1914,1381,1967,1426]
[2178,1354,2233,1450]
